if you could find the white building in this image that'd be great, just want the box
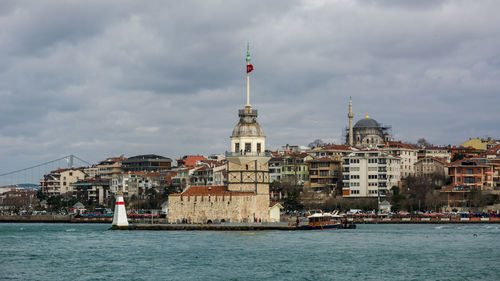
[41,168,87,197]
[110,171,160,199]
[421,147,452,163]
[381,142,418,178]
[342,150,401,198]
[268,157,283,183]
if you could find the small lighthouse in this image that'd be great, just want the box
[112,194,129,226]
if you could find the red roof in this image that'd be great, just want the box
[416,156,447,164]
[385,141,416,149]
[319,144,352,150]
[176,155,208,168]
[448,158,488,167]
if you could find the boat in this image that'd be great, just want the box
[306,212,342,230]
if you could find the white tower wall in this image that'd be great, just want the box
[112,195,129,226]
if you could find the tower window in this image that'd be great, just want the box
[235,143,240,152]
[257,143,261,153]
[245,143,251,152]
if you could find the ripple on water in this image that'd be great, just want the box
[0,223,499,281]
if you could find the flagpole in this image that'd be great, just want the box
[246,42,251,107]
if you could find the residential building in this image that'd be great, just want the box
[307,144,354,158]
[170,168,191,192]
[460,137,500,151]
[414,157,448,178]
[447,159,495,190]
[307,156,342,193]
[419,147,452,163]
[268,156,283,183]
[382,141,418,178]
[176,155,208,169]
[342,151,401,198]
[111,171,161,200]
[95,156,126,179]
[122,154,172,172]
[281,153,312,184]
[40,168,87,197]
[0,190,38,211]
[71,179,110,205]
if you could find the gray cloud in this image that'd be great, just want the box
[0,0,499,183]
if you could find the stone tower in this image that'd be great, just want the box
[226,43,271,197]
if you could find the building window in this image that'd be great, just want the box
[245,143,251,152]
[235,143,240,152]
[257,143,261,153]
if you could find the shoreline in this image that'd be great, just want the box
[1,215,499,225]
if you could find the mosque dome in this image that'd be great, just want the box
[354,117,380,128]
[231,107,264,137]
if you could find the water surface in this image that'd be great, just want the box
[0,223,498,280]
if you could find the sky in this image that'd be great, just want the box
[1,0,499,178]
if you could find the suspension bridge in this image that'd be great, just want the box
[0,155,92,187]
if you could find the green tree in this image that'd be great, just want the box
[451,153,466,162]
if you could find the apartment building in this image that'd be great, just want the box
[307,156,342,193]
[342,151,401,198]
[40,168,87,197]
[382,141,418,178]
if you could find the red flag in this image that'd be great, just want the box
[247,64,253,73]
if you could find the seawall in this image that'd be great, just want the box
[1,216,499,224]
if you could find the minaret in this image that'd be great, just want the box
[348,97,354,146]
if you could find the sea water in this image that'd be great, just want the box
[0,223,499,281]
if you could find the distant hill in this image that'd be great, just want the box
[0,183,40,189]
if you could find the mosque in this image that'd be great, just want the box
[167,45,272,223]
[345,98,391,147]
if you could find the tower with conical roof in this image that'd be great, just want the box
[226,44,270,201]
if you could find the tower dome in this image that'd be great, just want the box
[232,107,264,137]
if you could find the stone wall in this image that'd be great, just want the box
[168,193,269,223]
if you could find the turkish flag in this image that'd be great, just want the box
[247,64,253,73]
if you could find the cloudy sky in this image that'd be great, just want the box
[1,0,499,178]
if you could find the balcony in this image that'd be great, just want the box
[238,109,257,117]
[225,151,271,157]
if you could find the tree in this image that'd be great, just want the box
[308,139,325,148]
[389,186,407,212]
[451,152,466,162]
[402,175,446,211]
[36,189,46,200]
[417,138,431,147]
